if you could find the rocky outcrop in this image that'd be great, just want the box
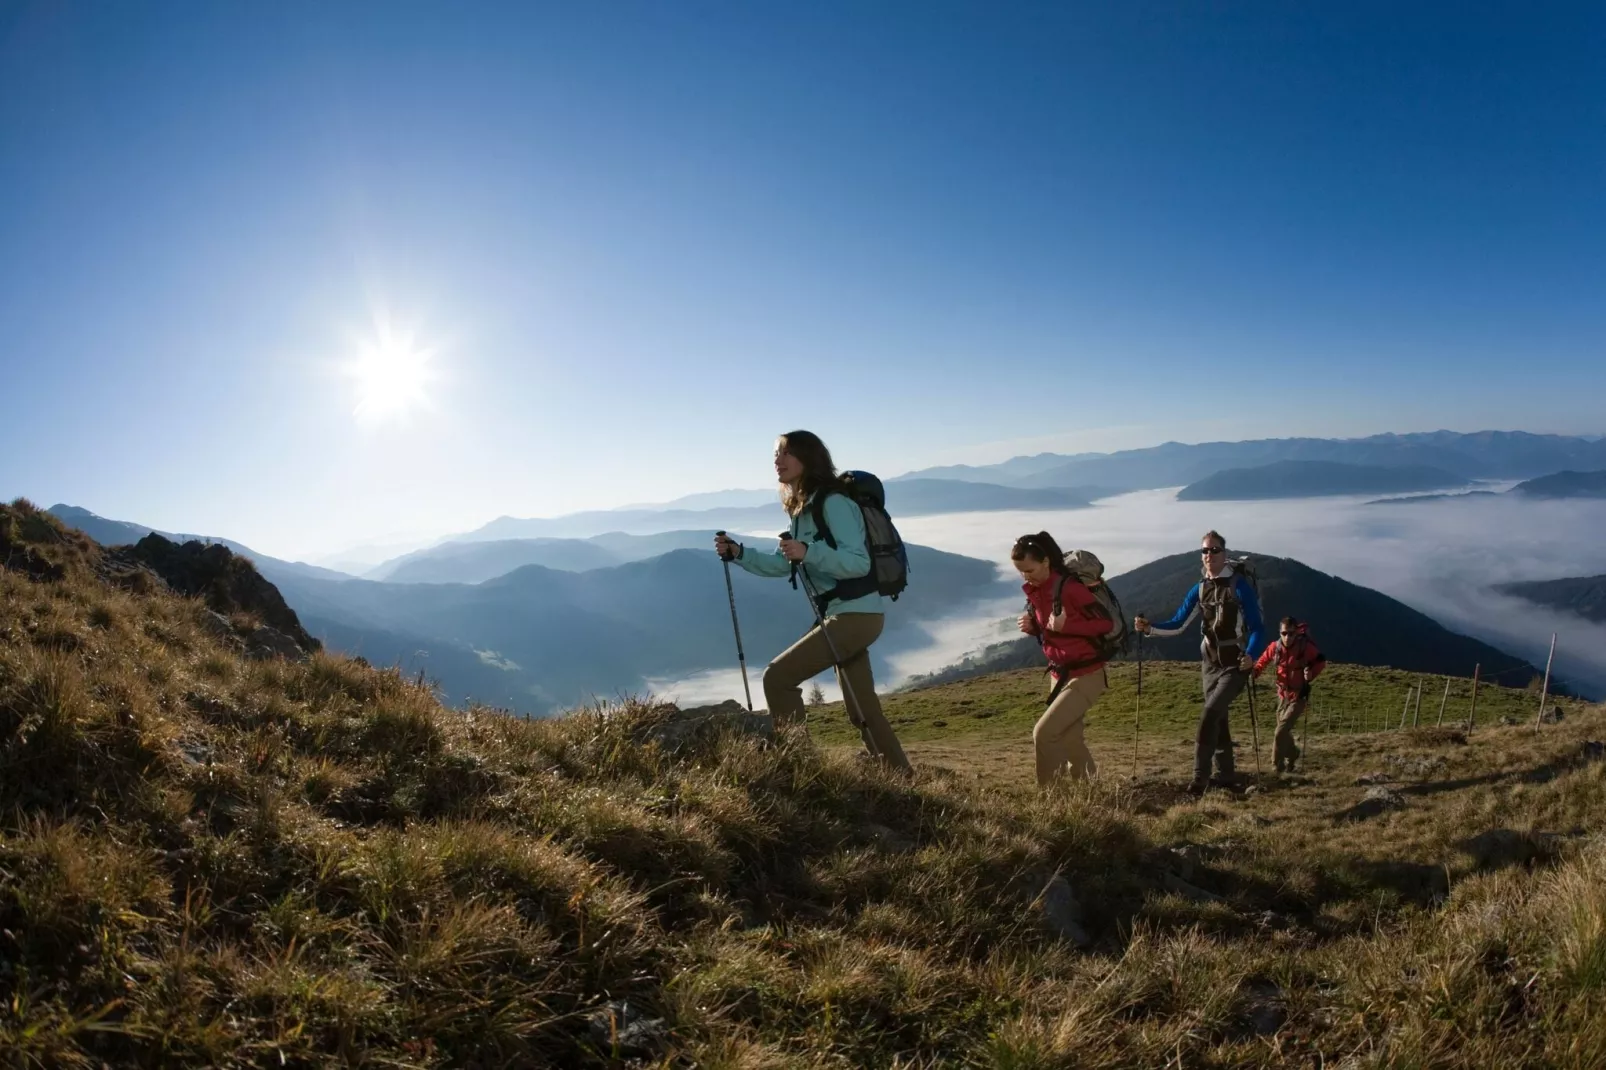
[631,699,774,751]
[110,534,320,657]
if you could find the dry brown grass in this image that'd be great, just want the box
[4,498,1606,1068]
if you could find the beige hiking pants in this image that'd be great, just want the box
[1034,669,1108,788]
[1274,694,1307,771]
[762,613,911,772]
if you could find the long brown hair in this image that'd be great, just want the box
[1010,531,1069,574]
[776,430,839,517]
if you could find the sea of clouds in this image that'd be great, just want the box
[651,488,1606,704]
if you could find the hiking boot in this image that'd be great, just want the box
[1184,780,1207,797]
[1210,772,1239,789]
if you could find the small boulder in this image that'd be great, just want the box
[1239,978,1286,1036]
[859,822,916,854]
[1031,874,1090,947]
[1354,771,1390,785]
[587,1000,668,1056]
[1362,786,1406,809]
[640,700,774,751]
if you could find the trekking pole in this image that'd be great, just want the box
[1132,632,1144,779]
[1245,671,1263,777]
[788,538,873,751]
[715,532,754,712]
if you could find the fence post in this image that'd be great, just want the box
[1533,633,1558,731]
[1400,688,1412,730]
[1411,677,1424,728]
[1467,664,1481,731]
[1435,678,1451,727]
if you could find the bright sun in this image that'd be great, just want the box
[347,322,435,425]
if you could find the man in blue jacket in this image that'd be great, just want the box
[1134,530,1266,795]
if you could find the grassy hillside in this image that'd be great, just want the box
[1175,460,1468,501]
[7,498,1606,1067]
[815,660,1550,780]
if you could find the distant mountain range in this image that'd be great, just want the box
[271,545,1011,713]
[453,479,1093,542]
[896,431,1606,492]
[369,530,758,583]
[45,503,1012,712]
[1496,575,1606,623]
[1176,461,1469,501]
[908,551,1537,690]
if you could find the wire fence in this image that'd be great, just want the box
[1296,633,1593,743]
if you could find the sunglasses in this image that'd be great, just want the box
[1279,631,1295,637]
[1200,546,1225,555]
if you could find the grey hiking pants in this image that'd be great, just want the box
[763,612,912,773]
[1196,661,1247,783]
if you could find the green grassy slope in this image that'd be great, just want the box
[812,660,1546,754]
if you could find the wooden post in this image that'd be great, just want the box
[1435,678,1451,727]
[1400,689,1412,730]
[1411,677,1424,728]
[1467,664,1481,731]
[1533,633,1558,730]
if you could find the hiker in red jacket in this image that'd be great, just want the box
[1253,616,1326,774]
[1012,531,1119,787]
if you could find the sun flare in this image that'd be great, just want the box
[347,322,435,425]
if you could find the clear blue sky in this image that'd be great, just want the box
[3,2,1603,559]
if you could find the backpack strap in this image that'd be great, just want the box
[1051,573,1068,617]
[810,490,838,550]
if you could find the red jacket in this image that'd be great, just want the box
[1253,623,1326,699]
[1023,574,1116,681]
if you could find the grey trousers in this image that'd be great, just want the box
[763,612,911,772]
[1196,662,1247,783]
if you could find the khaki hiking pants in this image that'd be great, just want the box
[1274,694,1307,772]
[1034,669,1108,788]
[763,613,911,773]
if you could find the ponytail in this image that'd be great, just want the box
[1010,531,1068,573]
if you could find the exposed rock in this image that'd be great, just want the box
[244,624,306,661]
[1030,873,1090,947]
[1582,741,1606,763]
[1161,871,1227,904]
[1354,771,1391,785]
[1363,786,1406,809]
[1384,754,1448,779]
[1150,842,1226,882]
[1239,978,1287,1036]
[637,700,774,751]
[859,822,916,854]
[587,999,668,1056]
[1338,785,1407,822]
[1539,705,1565,724]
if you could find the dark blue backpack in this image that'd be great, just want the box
[808,471,910,609]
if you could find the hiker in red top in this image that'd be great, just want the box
[1012,531,1119,787]
[1253,616,1326,774]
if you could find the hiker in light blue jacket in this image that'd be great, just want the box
[713,430,911,771]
